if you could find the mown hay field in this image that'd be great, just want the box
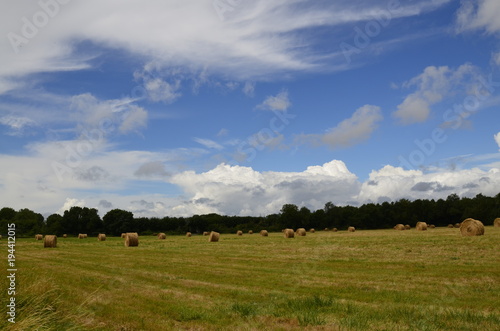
[2,227,499,330]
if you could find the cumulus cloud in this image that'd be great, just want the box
[393,64,483,124]
[297,105,383,149]
[358,165,500,203]
[169,160,361,216]
[456,0,500,33]
[57,198,86,215]
[495,132,500,150]
[257,90,291,112]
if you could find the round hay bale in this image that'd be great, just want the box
[394,224,405,231]
[63,234,67,238]
[296,228,307,236]
[158,233,166,240]
[284,229,295,238]
[454,223,460,228]
[78,233,85,239]
[429,224,435,229]
[309,228,315,233]
[332,228,338,232]
[35,234,43,240]
[121,233,126,238]
[324,228,329,231]
[260,230,269,236]
[237,230,243,236]
[124,232,139,247]
[404,224,411,230]
[203,231,209,236]
[447,224,454,228]
[348,226,355,232]
[248,230,253,234]
[494,218,500,227]
[97,233,106,241]
[459,218,485,237]
[186,232,192,237]
[208,231,220,242]
[416,222,427,231]
[44,235,57,248]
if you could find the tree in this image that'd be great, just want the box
[13,208,44,236]
[46,214,64,235]
[0,207,16,221]
[103,209,134,235]
[280,204,301,228]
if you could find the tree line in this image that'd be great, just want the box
[1,193,499,237]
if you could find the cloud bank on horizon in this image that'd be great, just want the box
[1,0,500,217]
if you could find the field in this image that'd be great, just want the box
[2,227,500,330]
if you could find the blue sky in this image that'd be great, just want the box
[1,0,500,217]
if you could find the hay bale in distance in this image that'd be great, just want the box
[447,224,454,228]
[124,233,139,247]
[208,231,220,242]
[394,224,405,231]
[494,218,500,227]
[284,229,295,238]
[203,231,209,236]
[35,234,43,240]
[260,230,269,237]
[404,224,411,230]
[309,228,315,233]
[63,234,67,238]
[237,230,243,236]
[416,222,427,231]
[97,233,106,241]
[324,228,329,231]
[121,233,126,238]
[248,230,253,234]
[332,228,338,232]
[296,228,307,236]
[158,233,166,240]
[44,235,57,248]
[429,224,436,229]
[186,232,192,237]
[460,218,485,237]
[348,226,356,232]
[454,223,460,228]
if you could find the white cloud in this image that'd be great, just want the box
[456,0,500,33]
[0,0,453,94]
[193,138,224,150]
[257,90,291,112]
[358,165,500,203]
[297,105,383,149]
[169,160,360,216]
[495,132,500,150]
[242,82,255,97]
[393,64,483,124]
[57,198,86,215]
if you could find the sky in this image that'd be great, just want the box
[1,0,500,218]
